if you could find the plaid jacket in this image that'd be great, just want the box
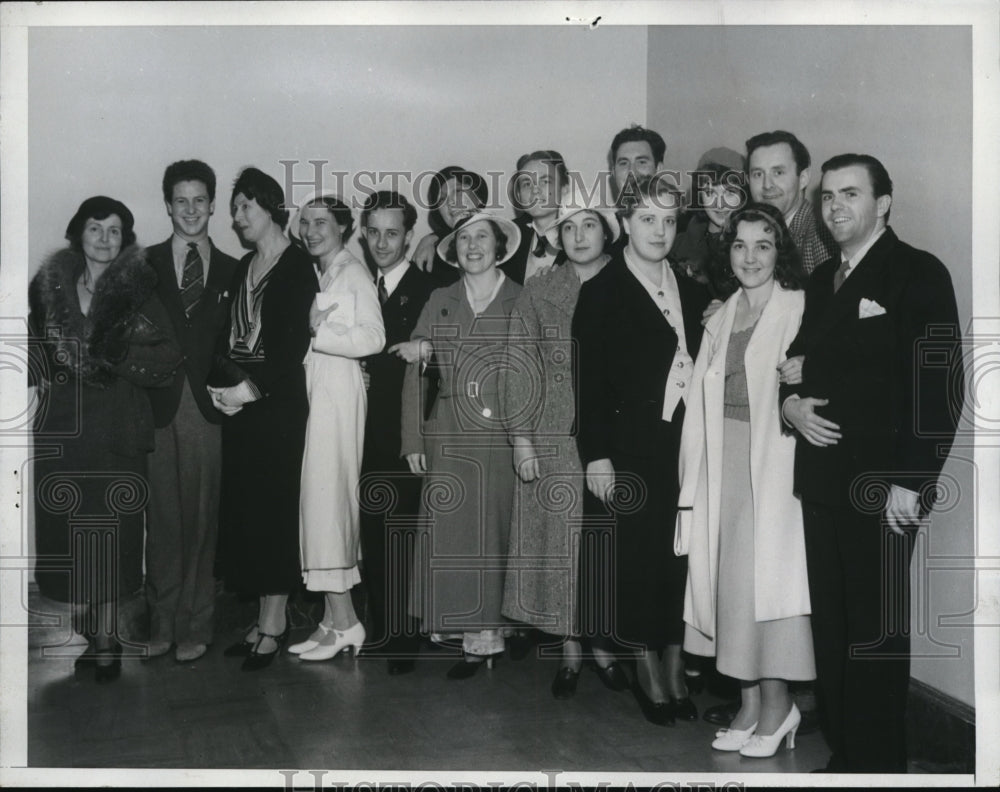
[788,199,838,274]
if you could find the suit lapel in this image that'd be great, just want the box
[809,229,895,340]
[150,239,187,320]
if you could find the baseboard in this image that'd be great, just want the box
[907,677,975,773]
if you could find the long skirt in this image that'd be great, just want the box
[715,418,815,681]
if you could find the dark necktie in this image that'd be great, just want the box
[533,233,556,258]
[180,242,204,314]
[377,275,388,306]
[833,258,851,293]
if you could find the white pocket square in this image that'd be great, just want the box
[859,298,887,318]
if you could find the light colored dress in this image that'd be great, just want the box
[299,249,385,592]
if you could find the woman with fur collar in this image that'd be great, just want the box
[29,195,182,683]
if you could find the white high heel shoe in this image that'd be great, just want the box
[299,622,366,661]
[288,622,335,655]
[711,722,758,751]
[739,704,801,758]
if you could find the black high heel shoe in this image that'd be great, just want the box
[94,641,122,684]
[242,622,290,672]
[671,695,698,721]
[630,677,675,726]
[446,654,495,680]
[224,624,259,658]
[593,661,629,692]
[551,666,580,699]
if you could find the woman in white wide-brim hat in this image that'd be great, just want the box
[500,189,636,700]
[394,210,524,679]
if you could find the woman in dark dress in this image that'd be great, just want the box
[209,167,318,671]
[30,196,182,682]
[573,176,711,725]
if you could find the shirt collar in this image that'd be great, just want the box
[172,234,210,260]
[377,260,410,298]
[842,225,887,273]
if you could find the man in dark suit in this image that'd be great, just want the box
[782,154,963,772]
[358,190,436,674]
[500,149,568,285]
[145,160,239,663]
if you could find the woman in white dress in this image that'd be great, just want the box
[289,195,386,660]
[676,203,815,757]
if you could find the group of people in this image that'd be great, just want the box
[29,124,963,773]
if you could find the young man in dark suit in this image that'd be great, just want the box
[782,154,963,772]
[501,149,569,285]
[358,190,436,674]
[145,160,239,663]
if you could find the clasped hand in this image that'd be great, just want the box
[207,384,246,416]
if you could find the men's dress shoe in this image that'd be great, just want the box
[712,722,758,751]
[224,625,258,658]
[671,696,698,722]
[551,666,580,699]
[175,643,207,663]
[446,655,494,679]
[387,658,416,676]
[630,679,675,726]
[241,623,290,672]
[94,642,122,684]
[796,706,820,735]
[739,704,801,758]
[144,640,172,660]
[703,699,739,726]
[593,661,629,692]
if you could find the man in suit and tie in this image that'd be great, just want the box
[145,160,239,663]
[359,190,436,674]
[746,130,837,274]
[501,150,569,285]
[782,154,963,772]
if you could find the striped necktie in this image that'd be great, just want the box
[180,242,204,314]
[833,258,851,293]
[377,275,388,306]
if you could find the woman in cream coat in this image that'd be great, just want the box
[676,203,815,757]
[291,195,385,661]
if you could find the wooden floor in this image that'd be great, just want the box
[27,588,834,775]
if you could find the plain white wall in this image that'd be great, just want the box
[647,25,976,708]
[28,25,647,271]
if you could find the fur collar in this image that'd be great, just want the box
[32,245,157,386]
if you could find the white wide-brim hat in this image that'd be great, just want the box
[436,210,522,265]
[543,194,620,246]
